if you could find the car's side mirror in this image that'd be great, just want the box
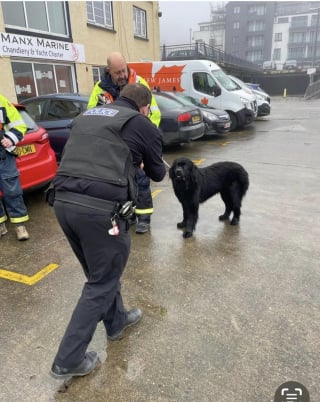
[213,85,221,97]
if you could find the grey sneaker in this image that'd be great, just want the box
[15,225,29,241]
[0,223,8,236]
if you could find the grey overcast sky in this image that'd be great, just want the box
[159,1,213,46]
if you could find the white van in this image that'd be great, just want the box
[128,60,257,131]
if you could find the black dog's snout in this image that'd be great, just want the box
[175,167,184,179]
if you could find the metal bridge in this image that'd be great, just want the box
[160,43,320,97]
[160,43,263,78]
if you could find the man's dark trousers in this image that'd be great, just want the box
[53,199,130,368]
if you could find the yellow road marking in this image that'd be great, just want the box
[192,158,205,166]
[152,189,163,198]
[0,263,60,286]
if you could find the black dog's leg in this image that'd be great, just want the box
[219,191,232,221]
[181,201,198,238]
[229,183,242,225]
[177,212,186,229]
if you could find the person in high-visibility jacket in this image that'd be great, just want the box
[0,93,30,240]
[87,52,161,234]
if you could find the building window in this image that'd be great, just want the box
[248,5,266,16]
[291,15,308,28]
[274,32,282,41]
[233,21,240,30]
[288,47,305,59]
[92,66,106,83]
[246,49,263,63]
[133,6,147,39]
[233,6,240,14]
[247,35,264,47]
[248,20,265,32]
[11,61,76,102]
[277,17,289,24]
[273,48,281,60]
[2,1,68,37]
[290,31,306,44]
[232,36,239,44]
[86,1,113,29]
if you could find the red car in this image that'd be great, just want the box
[14,104,57,191]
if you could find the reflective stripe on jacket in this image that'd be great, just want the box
[87,69,161,127]
[0,94,26,144]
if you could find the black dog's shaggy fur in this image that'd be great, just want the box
[169,157,249,238]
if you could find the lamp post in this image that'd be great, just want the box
[189,28,192,47]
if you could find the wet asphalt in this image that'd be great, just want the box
[0,97,319,402]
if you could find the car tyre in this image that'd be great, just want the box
[229,112,238,131]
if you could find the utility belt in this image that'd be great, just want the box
[54,190,135,220]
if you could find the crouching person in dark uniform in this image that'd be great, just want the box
[50,83,166,380]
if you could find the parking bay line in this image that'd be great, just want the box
[0,184,197,285]
[0,263,60,286]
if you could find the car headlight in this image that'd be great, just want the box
[240,97,249,108]
[202,111,218,121]
[255,93,268,101]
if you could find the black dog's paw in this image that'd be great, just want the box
[219,214,229,221]
[230,217,239,225]
[177,221,186,229]
[183,231,193,238]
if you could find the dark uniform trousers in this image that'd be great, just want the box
[53,198,130,369]
[135,169,153,223]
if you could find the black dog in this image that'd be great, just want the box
[169,157,249,238]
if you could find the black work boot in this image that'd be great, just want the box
[135,216,151,234]
[50,351,100,379]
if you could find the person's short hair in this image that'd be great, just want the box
[120,83,152,108]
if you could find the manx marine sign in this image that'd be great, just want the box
[0,32,85,62]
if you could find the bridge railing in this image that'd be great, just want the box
[160,43,263,73]
[304,78,320,99]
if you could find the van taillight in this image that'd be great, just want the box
[178,112,191,122]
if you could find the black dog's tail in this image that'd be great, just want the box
[239,168,249,198]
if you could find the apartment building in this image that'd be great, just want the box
[194,1,320,69]
[273,1,320,69]
[0,1,160,102]
[193,4,225,50]
[225,1,276,66]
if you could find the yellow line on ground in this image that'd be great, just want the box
[192,158,205,166]
[152,189,163,198]
[0,263,60,286]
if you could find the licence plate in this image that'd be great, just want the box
[192,115,201,123]
[224,122,231,128]
[16,144,36,157]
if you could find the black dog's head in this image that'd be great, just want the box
[169,157,198,188]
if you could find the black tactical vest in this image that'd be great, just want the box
[57,104,139,202]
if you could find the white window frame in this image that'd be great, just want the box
[86,1,113,29]
[133,6,147,39]
[2,1,69,38]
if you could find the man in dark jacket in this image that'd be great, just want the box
[50,84,166,380]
